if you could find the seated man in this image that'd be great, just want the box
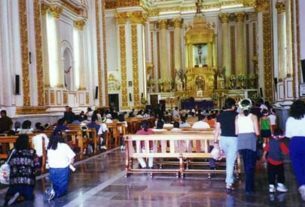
[0,110,13,134]
[192,114,210,129]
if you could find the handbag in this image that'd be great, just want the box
[0,149,15,185]
[210,143,224,160]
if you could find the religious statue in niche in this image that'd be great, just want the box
[195,76,205,91]
[193,44,207,67]
[64,66,72,91]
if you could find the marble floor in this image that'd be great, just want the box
[1,149,305,207]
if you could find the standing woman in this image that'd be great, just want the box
[47,135,75,200]
[285,100,305,201]
[214,97,238,191]
[4,134,39,206]
[235,98,260,194]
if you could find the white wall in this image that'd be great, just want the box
[106,16,118,72]
[300,0,305,59]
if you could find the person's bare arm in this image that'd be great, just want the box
[214,122,221,142]
[252,115,260,136]
[235,117,239,135]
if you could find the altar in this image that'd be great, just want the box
[182,5,217,99]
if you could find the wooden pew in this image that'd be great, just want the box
[0,134,47,173]
[125,131,241,178]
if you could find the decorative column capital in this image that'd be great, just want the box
[116,12,128,25]
[235,12,246,22]
[173,18,183,28]
[129,11,147,24]
[276,2,286,13]
[41,3,49,15]
[74,19,86,30]
[49,5,63,19]
[219,13,229,23]
[159,19,168,30]
[116,11,147,25]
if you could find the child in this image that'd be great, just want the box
[268,108,277,132]
[263,129,288,193]
[260,109,272,146]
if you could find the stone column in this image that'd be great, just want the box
[173,18,182,71]
[117,13,129,109]
[41,4,50,87]
[219,13,231,79]
[74,20,86,90]
[276,2,287,80]
[235,12,246,75]
[49,6,63,87]
[159,20,169,80]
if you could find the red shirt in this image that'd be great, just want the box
[264,141,289,165]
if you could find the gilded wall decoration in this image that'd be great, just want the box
[16,106,47,115]
[45,90,49,105]
[116,12,147,25]
[95,0,103,106]
[131,25,140,107]
[108,74,121,92]
[102,0,109,106]
[74,19,86,30]
[34,0,45,106]
[291,0,296,97]
[296,0,301,95]
[106,0,140,9]
[119,25,128,109]
[63,92,68,105]
[50,91,55,105]
[263,1,274,101]
[86,92,89,105]
[19,0,30,106]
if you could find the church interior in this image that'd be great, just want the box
[0,0,305,206]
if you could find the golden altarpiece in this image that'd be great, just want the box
[181,10,217,99]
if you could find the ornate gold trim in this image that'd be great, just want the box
[159,19,168,30]
[16,106,47,115]
[291,0,296,98]
[276,2,286,13]
[61,0,85,16]
[131,25,140,107]
[102,1,109,106]
[235,12,246,22]
[219,13,230,23]
[49,5,63,19]
[263,2,274,101]
[19,0,30,107]
[106,0,140,9]
[34,0,45,107]
[116,12,147,25]
[119,25,128,109]
[96,0,103,106]
[173,18,183,28]
[74,19,86,30]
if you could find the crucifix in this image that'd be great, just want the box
[195,0,203,14]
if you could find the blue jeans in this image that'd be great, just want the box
[220,136,238,185]
[239,149,256,193]
[5,185,34,201]
[289,137,305,187]
[49,167,70,198]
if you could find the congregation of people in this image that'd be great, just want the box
[1,97,305,205]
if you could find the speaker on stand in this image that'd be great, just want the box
[15,75,20,95]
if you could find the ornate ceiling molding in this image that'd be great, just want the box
[41,0,87,18]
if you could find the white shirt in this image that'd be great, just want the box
[268,114,277,125]
[180,122,190,128]
[237,114,255,134]
[192,121,210,129]
[32,133,49,157]
[47,143,75,168]
[285,116,305,138]
[98,123,108,135]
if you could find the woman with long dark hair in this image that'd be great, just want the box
[285,100,305,201]
[4,134,39,206]
[46,135,75,200]
[235,98,259,194]
[214,97,238,191]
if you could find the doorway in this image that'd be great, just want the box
[109,94,119,111]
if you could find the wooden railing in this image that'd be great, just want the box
[125,131,241,177]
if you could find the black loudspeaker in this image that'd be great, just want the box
[260,87,263,97]
[15,75,20,95]
[301,59,305,83]
[129,93,132,102]
[95,86,98,99]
